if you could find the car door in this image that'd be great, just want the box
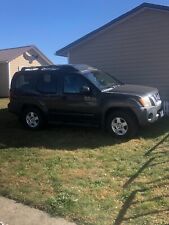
[36,71,63,121]
[60,72,100,124]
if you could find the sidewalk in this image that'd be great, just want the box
[0,196,76,225]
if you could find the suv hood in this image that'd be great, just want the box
[103,84,157,97]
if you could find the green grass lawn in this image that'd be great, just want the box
[0,98,169,225]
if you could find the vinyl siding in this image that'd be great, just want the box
[69,8,169,100]
[9,49,46,82]
[0,63,9,97]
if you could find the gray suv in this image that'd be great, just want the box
[8,64,164,138]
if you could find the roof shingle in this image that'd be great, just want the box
[0,45,53,65]
[0,46,34,62]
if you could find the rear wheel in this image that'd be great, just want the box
[106,111,138,138]
[21,108,44,130]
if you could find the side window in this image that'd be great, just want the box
[37,73,57,94]
[13,73,36,90]
[64,74,88,94]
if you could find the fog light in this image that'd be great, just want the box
[148,113,153,120]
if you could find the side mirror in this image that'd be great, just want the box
[80,86,91,94]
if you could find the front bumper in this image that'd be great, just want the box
[146,108,164,123]
[135,104,164,126]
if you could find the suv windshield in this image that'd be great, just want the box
[84,69,122,90]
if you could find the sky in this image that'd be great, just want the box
[1,0,169,64]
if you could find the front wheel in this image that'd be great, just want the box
[106,111,138,138]
[21,108,44,130]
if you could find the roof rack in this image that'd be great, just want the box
[21,65,78,72]
[21,65,59,71]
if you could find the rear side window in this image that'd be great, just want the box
[11,72,37,91]
[37,73,57,94]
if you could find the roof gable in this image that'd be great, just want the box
[0,45,53,65]
[56,3,169,57]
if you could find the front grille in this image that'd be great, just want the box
[153,92,161,102]
[150,92,161,106]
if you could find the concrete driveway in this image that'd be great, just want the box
[0,196,76,225]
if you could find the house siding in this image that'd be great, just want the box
[10,49,46,81]
[0,63,9,97]
[69,9,169,100]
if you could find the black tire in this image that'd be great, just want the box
[21,107,44,130]
[106,110,138,138]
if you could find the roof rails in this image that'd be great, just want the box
[21,65,78,72]
[21,65,59,71]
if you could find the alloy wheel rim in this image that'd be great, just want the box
[111,117,128,136]
[26,112,39,128]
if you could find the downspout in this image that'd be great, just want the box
[8,62,11,90]
[67,52,70,64]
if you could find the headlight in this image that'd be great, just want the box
[139,96,152,107]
